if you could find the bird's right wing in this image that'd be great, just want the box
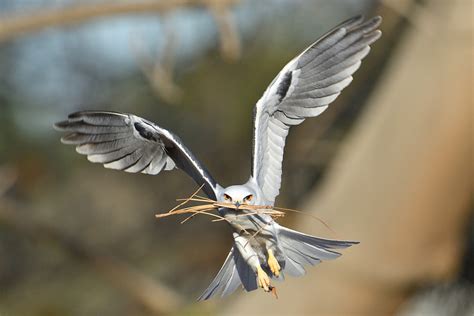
[55,111,219,200]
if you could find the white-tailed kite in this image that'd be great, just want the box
[55,15,382,300]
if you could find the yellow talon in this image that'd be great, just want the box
[256,266,270,292]
[267,249,281,277]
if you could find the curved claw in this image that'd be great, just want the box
[256,266,271,292]
[269,285,278,299]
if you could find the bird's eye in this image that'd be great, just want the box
[244,194,253,202]
[223,194,232,201]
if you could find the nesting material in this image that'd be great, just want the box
[155,185,285,225]
[155,186,333,234]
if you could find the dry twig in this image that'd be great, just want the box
[208,1,241,62]
[155,186,335,236]
[0,0,242,104]
[131,26,183,104]
[155,194,285,222]
[0,0,239,43]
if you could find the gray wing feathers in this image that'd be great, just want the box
[55,111,217,199]
[197,250,236,301]
[278,225,358,249]
[234,247,258,292]
[296,15,365,67]
[282,254,306,277]
[252,16,382,204]
[277,224,358,277]
[55,111,172,175]
[197,247,258,301]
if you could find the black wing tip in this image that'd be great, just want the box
[354,15,382,24]
[365,15,383,29]
[343,15,382,32]
[372,15,383,24]
[336,15,364,32]
[196,285,218,301]
[53,120,70,131]
[338,15,364,27]
[348,14,365,24]
[338,240,360,246]
[68,111,85,119]
[324,239,360,248]
[196,294,208,302]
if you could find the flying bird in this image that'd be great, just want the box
[54,15,382,300]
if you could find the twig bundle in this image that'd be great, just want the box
[155,185,285,225]
[155,185,334,234]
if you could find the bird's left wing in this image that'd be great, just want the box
[251,16,382,205]
[55,111,219,199]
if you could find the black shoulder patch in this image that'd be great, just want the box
[276,71,292,102]
[134,122,159,142]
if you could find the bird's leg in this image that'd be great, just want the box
[256,265,271,292]
[267,249,281,277]
[233,233,273,293]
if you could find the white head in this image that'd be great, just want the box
[221,185,257,208]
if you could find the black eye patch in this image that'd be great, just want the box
[244,194,253,201]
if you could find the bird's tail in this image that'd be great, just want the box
[197,246,258,301]
[276,224,358,277]
[197,226,358,300]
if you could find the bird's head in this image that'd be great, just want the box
[221,185,257,208]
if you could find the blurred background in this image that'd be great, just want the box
[0,0,472,315]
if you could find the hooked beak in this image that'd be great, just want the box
[234,201,241,209]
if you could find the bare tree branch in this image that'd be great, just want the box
[131,26,183,104]
[0,0,238,43]
[209,2,241,62]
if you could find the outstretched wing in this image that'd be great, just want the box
[55,111,219,199]
[251,15,382,204]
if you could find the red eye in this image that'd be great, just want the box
[223,194,232,201]
[244,194,253,202]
